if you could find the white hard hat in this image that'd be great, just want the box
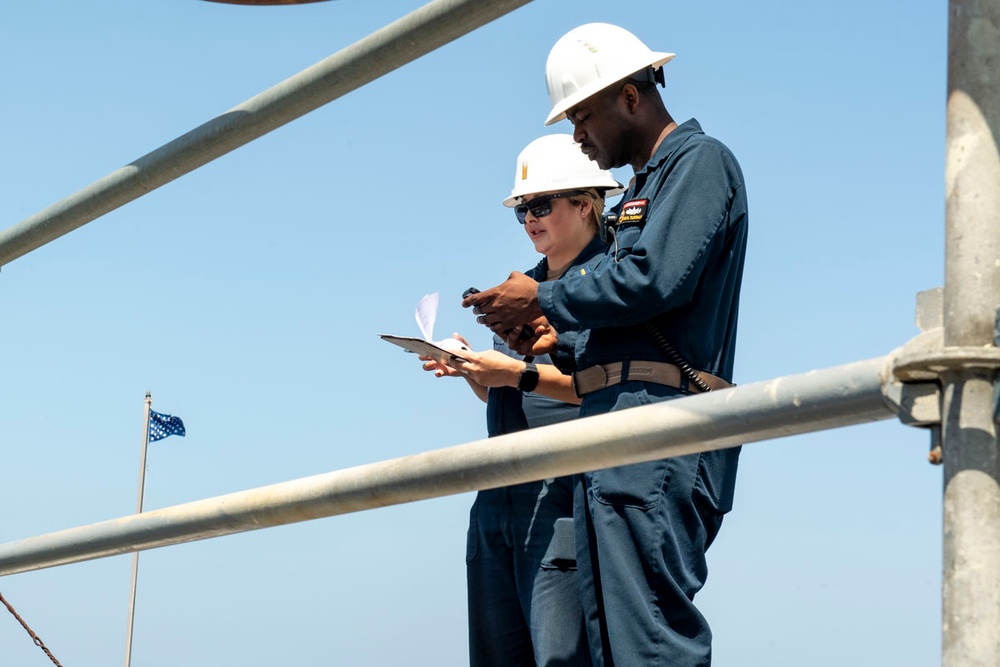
[502,134,624,207]
[544,23,675,126]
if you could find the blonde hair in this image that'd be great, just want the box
[567,188,607,232]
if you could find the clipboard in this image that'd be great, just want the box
[378,334,470,365]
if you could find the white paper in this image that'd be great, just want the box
[379,292,473,363]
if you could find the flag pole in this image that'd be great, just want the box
[124,392,151,667]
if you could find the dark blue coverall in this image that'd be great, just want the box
[467,236,606,667]
[536,120,749,667]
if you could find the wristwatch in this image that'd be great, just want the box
[517,362,540,393]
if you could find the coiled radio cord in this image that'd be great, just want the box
[645,322,713,393]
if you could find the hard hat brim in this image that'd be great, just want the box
[501,183,626,208]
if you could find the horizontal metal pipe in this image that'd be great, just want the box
[0,356,895,577]
[0,0,533,267]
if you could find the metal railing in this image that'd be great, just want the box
[0,356,904,576]
[0,0,997,665]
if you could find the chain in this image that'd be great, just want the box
[0,589,64,666]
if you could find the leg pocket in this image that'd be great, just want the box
[582,381,682,510]
[465,497,479,564]
[539,517,577,571]
[591,458,671,510]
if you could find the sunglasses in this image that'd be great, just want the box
[515,190,586,224]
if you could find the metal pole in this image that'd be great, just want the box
[124,393,152,667]
[0,357,897,577]
[0,0,534,268]
[943,1,1000,664]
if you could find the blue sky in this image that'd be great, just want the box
[1,1,946,665]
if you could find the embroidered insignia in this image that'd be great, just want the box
[618,198,649,226]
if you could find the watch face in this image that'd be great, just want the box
[518,363,540,392]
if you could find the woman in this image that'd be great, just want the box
[421,134,622,666]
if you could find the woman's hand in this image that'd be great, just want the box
[449,349,525,388]
[417,333,473,378]
[419,357,463,378]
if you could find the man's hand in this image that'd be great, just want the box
[506,317,558,356]
[461,272,544,335]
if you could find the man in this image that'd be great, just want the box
[462,23,748,666]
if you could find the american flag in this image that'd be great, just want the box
[149,410,186,442]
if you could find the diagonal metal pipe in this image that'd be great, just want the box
[0,356,897,577]
[0,0,533,267]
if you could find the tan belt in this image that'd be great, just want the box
[573,361,733,397]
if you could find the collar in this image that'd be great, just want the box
[637,118,704,179]
[534,234,606,280]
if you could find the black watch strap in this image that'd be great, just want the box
[517,362,540,393]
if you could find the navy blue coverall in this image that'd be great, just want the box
[467,236,606,667]
[536,119,749,666]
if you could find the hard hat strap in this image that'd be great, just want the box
[629,66,665,88]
